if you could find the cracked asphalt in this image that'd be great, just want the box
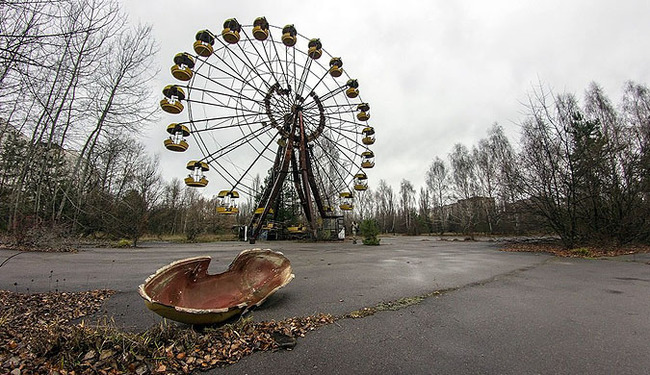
[1,236,649,374]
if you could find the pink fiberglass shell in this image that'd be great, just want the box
[138,248,294,324]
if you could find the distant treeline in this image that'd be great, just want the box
[355,82,650,248]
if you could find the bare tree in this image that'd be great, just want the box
[0,0,159,241]
[448,143,479,234]
[356,188,374,221]
[57,22,159,222]
[472,123,517,233]
[2,0,124,231]
[517,82,650,246]
[374,179,396,233]
[426,156,450,234]
[417,186,433,234]
[399,179,416,234]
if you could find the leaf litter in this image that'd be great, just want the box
[1,289,334,374]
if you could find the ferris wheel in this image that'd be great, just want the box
[160,17,376,243]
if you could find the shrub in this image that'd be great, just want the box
[115,239,132,248]
[360,219,380,246]
[569,247,591,256]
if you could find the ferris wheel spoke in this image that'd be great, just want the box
[313,133,358,174]
[307,85,347,104]
[238,29,284,88]
[209,158,254,193]
[304,68,332,100]
[320,103,358,117]
[322,113,364,128]
[228,131,280,193]
[289,49,302,103]
[295,56,314,100]
[304,115,359,141]
[190,132,243,189]
[186,98,265,116]
[311,152,344,193]
[319,103,357,111]
[202,125,274,161]
[211,128,274,161]
[213,38,275,93]
[234,43,279,93]
[312,141,356,190]
[317,132,363,171]
[192,118,269,133]
[301,106,357,125]
[196,55,269,98]
[266,31,292,90]
[188,107,264,124]
[310,151,346,196]
[188,79,260,105]
[323,103,357,114]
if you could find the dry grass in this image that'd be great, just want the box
[500,242,650,258]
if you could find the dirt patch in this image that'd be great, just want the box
[500,243,650,258]
[0,243,77,253]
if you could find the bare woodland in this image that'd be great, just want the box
[1,1,649,248]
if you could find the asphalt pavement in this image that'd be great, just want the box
[1,236,648,374]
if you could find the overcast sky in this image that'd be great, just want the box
[120,0,650,197]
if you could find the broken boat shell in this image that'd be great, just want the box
[138,248,294,325]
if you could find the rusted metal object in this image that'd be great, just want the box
[138,249,294,325]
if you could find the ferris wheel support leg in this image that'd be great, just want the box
[297,111,318,239]
[291,152,313,225]
[248,121,297,243]
[305,145,329,218]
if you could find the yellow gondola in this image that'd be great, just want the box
[171,52,195,81]
[354,172,368,191]
[164,123,190,152]
[184,160,209,187]
[185,176,208,187]
[216,190,239,215]
[282,24,297,47]
[254,207,275,215]
[287,225,307,233]
[362,127,376,145]
[308,38,322,59]
[357,103,370,121]
[161,85,186,114]
[361,150,375,168]
[339,192,354,211]
[217,190,240,199]
[186,160,209,171]
[164,138,188,152]
[194,29,216,57]
[346,79,359,98]
[329,57,343,77]
[222,18,241,44]
[253,17,270,41]
[216,206,239,215]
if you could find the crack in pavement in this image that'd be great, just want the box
[340,256,554,320]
